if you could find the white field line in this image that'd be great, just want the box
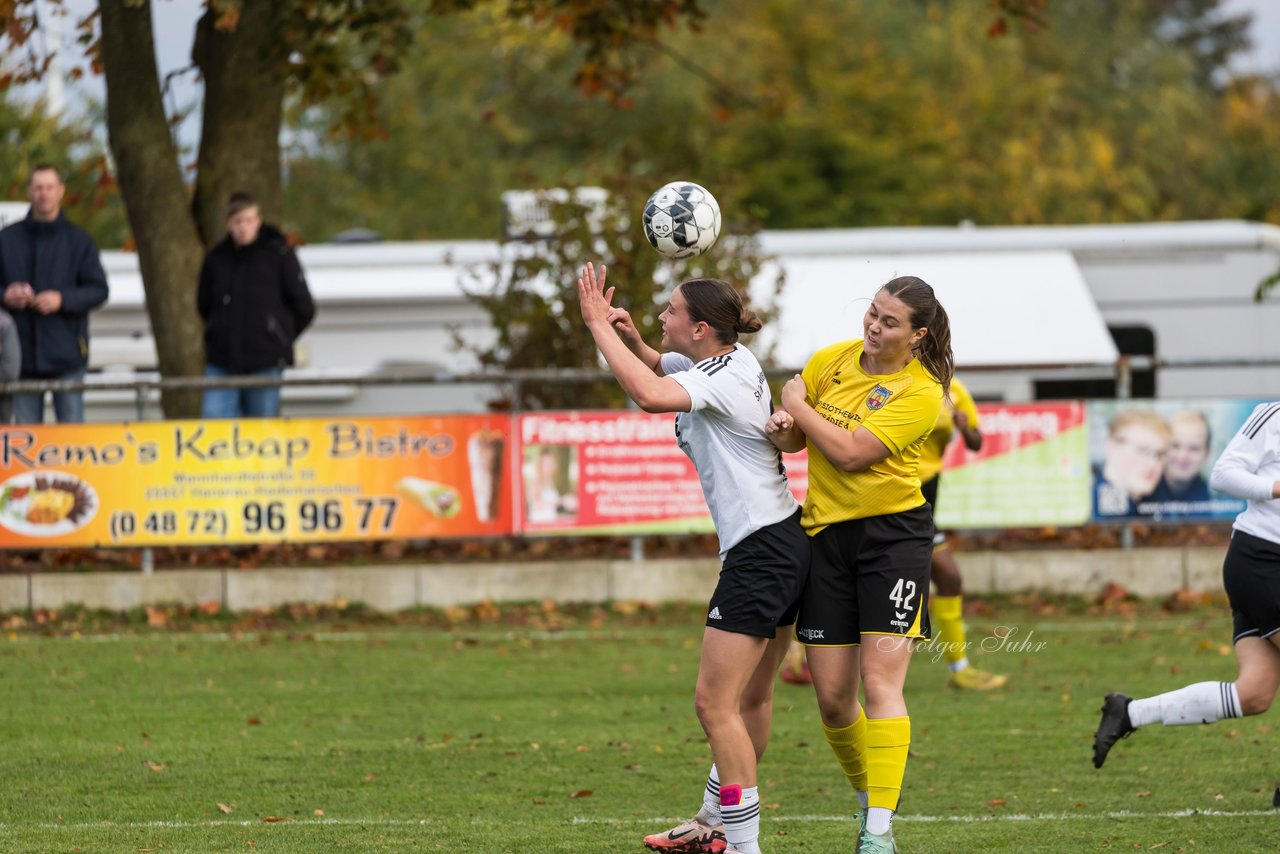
[571,808,1279,825]
[1,809,1274,833]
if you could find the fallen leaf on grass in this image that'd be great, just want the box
[217,803,234,814]
[986,799,1006,807]
[145,761,166,773]
[262,815,286,822]
[362,773,379,782]
[570,790,593,798]
[1135,791,1151,798]
[313,809,324,817]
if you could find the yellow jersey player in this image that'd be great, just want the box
[767,276,951,854]
[918,377,1007,691]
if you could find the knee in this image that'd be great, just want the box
[1237,685,1274,717]
[694,687,735,731]
[739,685,774,718]
[860,673,904,709]
[813,688,856,727]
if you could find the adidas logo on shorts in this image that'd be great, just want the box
[708,607,723,620]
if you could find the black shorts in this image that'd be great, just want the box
[796,504,934,646]
[706,508,810,639]
[1224,529,1280,643]
[920,476,946,546]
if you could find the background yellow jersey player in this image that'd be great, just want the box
[918,377,1008,691]
[767,275,952,854]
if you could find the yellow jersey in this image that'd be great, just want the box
[800,339,943,533]
[917,377,980,483]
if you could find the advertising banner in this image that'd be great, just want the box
[934,402,1092,528]
[517,411,715,536]
[0,416,515,547]
[1087,399,1265,523]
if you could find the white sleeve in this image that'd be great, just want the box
[666,360,739,414]
[659,352,694,377]
[1210,402,1280,502]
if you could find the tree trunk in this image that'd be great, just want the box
[192,1,289,245]
[100,0,206,418]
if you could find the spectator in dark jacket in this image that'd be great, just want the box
[0,164,109,423]
[197,192,315,418]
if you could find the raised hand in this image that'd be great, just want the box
[577,261,615,328]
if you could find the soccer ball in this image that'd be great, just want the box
[642,181,722,259]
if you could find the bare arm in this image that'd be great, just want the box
[779,375,892,471]
[765,408,807,453]
[606,305,663,375]
[578,263,691,413]
[954,410,983,452]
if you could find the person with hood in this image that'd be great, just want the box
[0,164,109,423]
[197,192,315,418]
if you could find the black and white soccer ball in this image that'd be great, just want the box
[642,181,722,259]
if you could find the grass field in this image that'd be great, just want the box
[2,596,1280,852]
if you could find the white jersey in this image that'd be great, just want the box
[661,345,799,557]
[1210,401,1280,545]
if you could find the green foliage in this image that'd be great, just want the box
[2,600,1279,851]
[0,96,128,247]
[453,174,781,410]
[284,0,1280,241]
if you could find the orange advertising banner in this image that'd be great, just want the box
[0,416,515,547]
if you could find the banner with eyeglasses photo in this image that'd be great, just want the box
[1086,399,1267,523]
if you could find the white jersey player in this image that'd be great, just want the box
[1094,401,1280,769]
[578,263,808,854]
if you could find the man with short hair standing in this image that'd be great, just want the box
[0,164,109,423]
[196,192,315,418]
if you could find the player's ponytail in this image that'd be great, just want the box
[880,276,954,395]
[679,278,760,345]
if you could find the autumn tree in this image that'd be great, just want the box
[0,0,710,416]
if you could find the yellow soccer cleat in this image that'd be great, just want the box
[948,666,1008,691]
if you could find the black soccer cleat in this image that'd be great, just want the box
[1093,692,1135,769]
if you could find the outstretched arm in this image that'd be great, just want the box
[578,262,690,413]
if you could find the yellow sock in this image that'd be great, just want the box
[931,595,967,665]
[822,706,868,795]
[866,716,910,811]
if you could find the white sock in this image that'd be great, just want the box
[720,784,761,854]
[949,657,970,674]
[698,765,721,824]
[865,806,893,835]
[1128,681,1242,728]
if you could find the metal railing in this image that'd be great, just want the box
[2,354,1275,401]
